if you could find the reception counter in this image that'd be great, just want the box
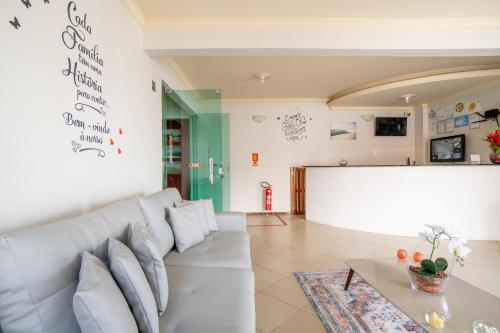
[305,165,500,240]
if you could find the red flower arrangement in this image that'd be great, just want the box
[486,129,500,153]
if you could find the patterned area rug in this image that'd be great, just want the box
[294,269,426,333]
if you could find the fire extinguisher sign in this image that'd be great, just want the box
[252,153,259,166]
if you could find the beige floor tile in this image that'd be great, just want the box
[278,245,326,264]
[327,242,378,260]
[468,240,499,251]
[255,293,298,333]
[367,245,399,259]
[254,255,317,278]
[380,235,421,252]
[311,255,348,270]
[350,233,388,247]
[263,278,308,309]
[300,301,317,316]
[254,265,285,291]
[272,310,326,333]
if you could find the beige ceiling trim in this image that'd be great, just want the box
[121,0,145,26]
[328,64,500,106]
[165,58,195,90]
[222,98,329,103]
[427,78,500,107]
[329,106,414,111]
[143,17,500,28]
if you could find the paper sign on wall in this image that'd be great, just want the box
[469,113,481,129]
[445,119,454,133]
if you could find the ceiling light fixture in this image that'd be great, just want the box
[400,94,416,104]
[252,115,267,123]
[253,73,271,85]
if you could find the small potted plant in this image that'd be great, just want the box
[485,129,500,164]
[407,225,471,295]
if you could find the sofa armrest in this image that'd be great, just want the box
[216,212,247,232]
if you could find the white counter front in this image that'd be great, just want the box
[306,166,500,240]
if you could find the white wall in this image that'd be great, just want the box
[0,0,186,232]
[307,166,500,240]
[225,101,415,212]
[425,81,500,164]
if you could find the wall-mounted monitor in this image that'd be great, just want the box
[430,134,466,163]
[375,117,407,136]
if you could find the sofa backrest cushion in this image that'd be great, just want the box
[146,188,182,218]
[0,197,145,333]
[138,196,174,257]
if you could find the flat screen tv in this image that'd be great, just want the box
[430,134,465,163]
[375,117,407,136]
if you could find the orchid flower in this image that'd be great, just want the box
[448,238,471,268]
[421,225,471,267]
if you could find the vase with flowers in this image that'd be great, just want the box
[485,129,500,164]
[407,225,471,295]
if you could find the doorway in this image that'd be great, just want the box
[290,167,306,215]
[162,91,191,199]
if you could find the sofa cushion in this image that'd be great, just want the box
[164,232,251,269]
[145,189,182,219]
[73,252,138,333]
[0,197,145,333]
[139,196,175,256]
[168,205,205,253]
[175,201,210,236]
[159,266,255,333]
[108,239,159,333]
[129,224,169,316]
[202,199,219,232]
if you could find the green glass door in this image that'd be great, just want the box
[162,88,230,212]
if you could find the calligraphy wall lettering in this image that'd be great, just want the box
[280,109,310,142]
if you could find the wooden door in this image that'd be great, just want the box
[290,167,306,215]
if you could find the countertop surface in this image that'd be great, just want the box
[303,164,496,167]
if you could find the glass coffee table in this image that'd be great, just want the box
[345,258,500,332]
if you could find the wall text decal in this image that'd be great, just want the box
[279,107,310,142]
[61,0,114,158]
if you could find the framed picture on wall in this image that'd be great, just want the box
[330,122,357,140]
[454,115,469,128]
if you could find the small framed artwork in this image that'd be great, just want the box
[454,115,469,128]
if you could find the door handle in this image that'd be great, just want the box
[209,157,214,184]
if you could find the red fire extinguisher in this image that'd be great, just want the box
[261,182,272,212]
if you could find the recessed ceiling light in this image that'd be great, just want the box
[253,73,271,85]
[400,94,416,104]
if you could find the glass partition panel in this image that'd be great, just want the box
[163,88,230,212]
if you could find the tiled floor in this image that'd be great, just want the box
[249,214,500,333]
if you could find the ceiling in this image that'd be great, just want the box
[132,1,500,105]
[171,56,500,101]
[135,0,500,20]
[331,76,500,107]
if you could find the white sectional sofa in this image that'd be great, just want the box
[0,188,255,333]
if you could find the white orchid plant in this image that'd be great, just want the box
[417,225,471,277]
